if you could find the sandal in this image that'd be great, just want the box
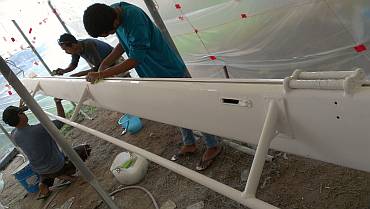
[196,146,222,171]
[36,191,51,200]
[49,180,72,191]
[171,151,195,161]
[170,145,196,161]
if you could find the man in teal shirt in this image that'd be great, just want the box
[83,2,221,170]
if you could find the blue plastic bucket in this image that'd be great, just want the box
[118,114,143,134]
[12,161,40,193]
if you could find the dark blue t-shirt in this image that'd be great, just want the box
[71,39,113,70]
[12,120,65,174]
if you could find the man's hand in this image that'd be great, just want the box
[86,72,101,84]
[54,98,65,118]
[19,99,25,108]
[52,68,64,76]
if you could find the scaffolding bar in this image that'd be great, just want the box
[0,56,119,209]
[11,20,52,75]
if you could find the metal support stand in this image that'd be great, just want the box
[243,100,279,200]
[0,57,119,209]
[70,86,90,121]
[30,82,40,97]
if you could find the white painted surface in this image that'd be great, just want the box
[22,77,370,172]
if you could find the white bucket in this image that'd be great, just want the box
[110,152,149,185]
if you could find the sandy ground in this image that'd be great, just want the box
[1,108,370,209]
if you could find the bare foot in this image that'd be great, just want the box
[39,183,50,195]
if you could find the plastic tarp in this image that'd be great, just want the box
[0,0,369,166]
[1,0,370,78]
[45,0,370,78]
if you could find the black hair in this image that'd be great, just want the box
[2,106,25,127]
[83,3,117,38]
[58,33,78,45]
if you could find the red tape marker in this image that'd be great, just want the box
[11,37,15,42]
[29,27,32,34]
[175,3,181,9]
[5,85,12,96]
[241,13,247,19]
[209,56,217,60]
[354,44,367,53]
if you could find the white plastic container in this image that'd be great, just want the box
[110,152,149,185]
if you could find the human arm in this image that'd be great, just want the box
[98,43,125,72]
[70,69,95,77]
[54,98,65,118]
[86,58,138,83]
[53,54,80,75]
[50,98,65,129]
[53,64,78,76]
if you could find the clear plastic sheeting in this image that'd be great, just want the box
[45,0,370,78]
[162,0,370,78]
[1,0,370,79]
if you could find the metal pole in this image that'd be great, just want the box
[46,112,279,209]
[11,20,53,75]
[0,123,11,140]
[243,100,278,198]
[143,0,188,72]
[223,65,230,79]
[44,2,94,119]
[0,122,18,149]
[0,122,26,157]
[48,0,71,34]
[0,57,119,209]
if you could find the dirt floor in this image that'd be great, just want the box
[1,108,370,209]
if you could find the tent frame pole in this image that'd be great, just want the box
[143,0,191,75]
[0,57,119,209]
[11,20,52,75]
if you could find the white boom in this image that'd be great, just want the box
[21,69,370,209]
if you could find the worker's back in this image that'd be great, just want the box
[12,120,65,175]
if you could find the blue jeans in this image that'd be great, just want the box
[179,128,218,148]
[179,72,218,148]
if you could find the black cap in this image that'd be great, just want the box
[2,106,28,127]
[58,33,78,45]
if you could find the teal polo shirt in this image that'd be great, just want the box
[111,2,187,78]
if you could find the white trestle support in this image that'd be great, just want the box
[20,68,370,208]
[46,112,278,209]
[243,100,278,199]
